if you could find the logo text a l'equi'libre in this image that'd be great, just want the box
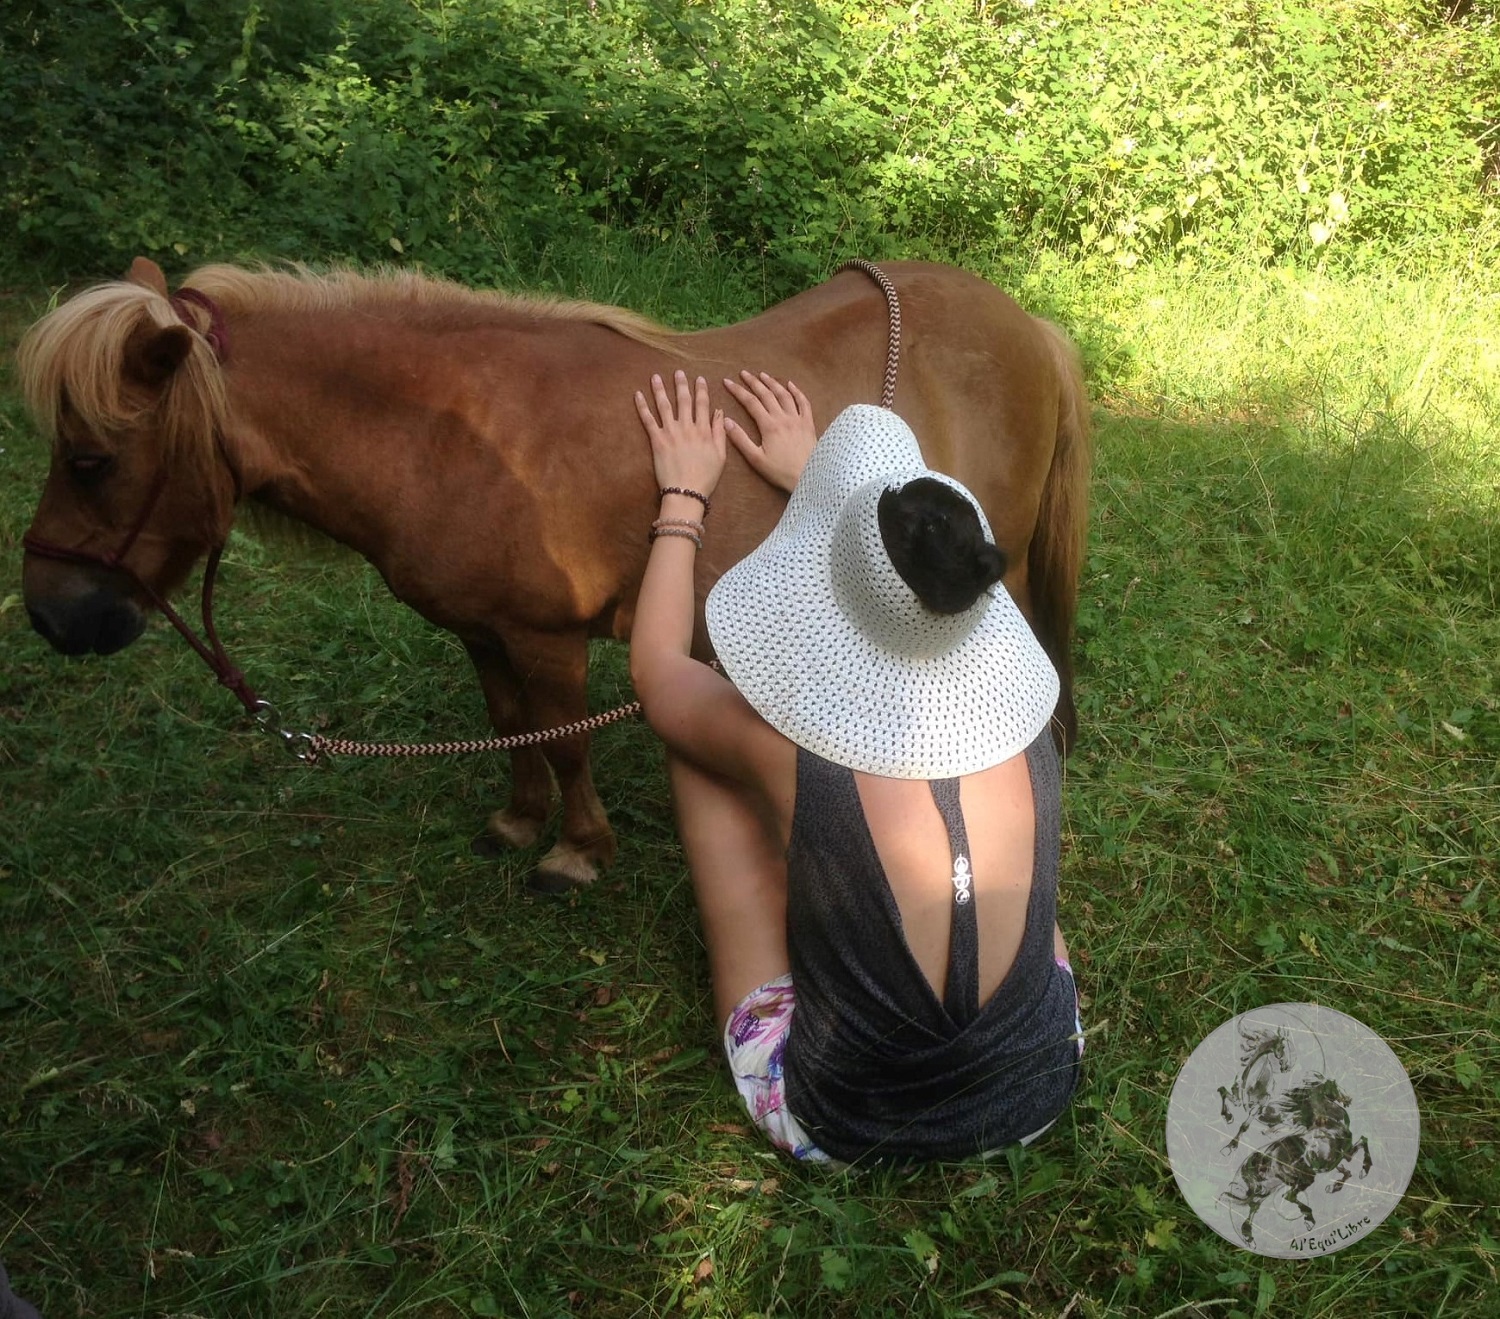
[1289,1214,1373,1255]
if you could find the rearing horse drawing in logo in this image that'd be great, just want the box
[1219,1073,1374,1246]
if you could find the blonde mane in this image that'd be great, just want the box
[187,262,683,350]
[16,262,683,507]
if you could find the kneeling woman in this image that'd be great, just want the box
[630,369,1082,1164]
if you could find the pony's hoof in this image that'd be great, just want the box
[526,868,581,897]
[528,844,599,893]
[483,808,545,851]
[470,830,507,859]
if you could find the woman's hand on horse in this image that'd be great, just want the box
[722,370,818,494]
[635,371,727,496]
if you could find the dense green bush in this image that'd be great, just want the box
[1,0,1496,286]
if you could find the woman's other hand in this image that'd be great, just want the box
[635,370,726,497]
[722,371,818,494]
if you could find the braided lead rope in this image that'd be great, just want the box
[834,259,902,409]
[295,700,643,764]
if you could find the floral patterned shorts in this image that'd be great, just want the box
[722,974,831,1163]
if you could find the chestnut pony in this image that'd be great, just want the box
[18,257,1090,890]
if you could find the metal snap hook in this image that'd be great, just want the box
[279,729,317,762]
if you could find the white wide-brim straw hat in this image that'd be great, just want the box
[706,404,1060,779]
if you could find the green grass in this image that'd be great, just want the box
[1,232,1497,1318]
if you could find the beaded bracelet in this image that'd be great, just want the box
[648,525,703,550]
[652,516,706,536]
[658,486,712,518]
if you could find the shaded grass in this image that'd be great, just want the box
[1,233,1497,1317]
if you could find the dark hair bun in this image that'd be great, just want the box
[877,477,1007,614]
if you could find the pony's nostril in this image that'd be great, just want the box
[93,606,147,655]
[28,603,95,656]
[26,605,61,647]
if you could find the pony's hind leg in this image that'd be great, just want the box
[1286,1184,1318,1228]
[465,641,556,855]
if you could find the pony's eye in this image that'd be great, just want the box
[67,453,115,485]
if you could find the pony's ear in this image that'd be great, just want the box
[123,322,195,390]
[126,257,169,296]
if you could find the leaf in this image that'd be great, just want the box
[1145,1217,1177,1250]
[1255,1269,1277,1315]
[903,1228,939,1274]
[819,1250,853,1292]
[1454,1050,1480,1091]
[1255,925,1287,958]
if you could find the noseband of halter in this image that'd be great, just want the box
[20,287,262,716]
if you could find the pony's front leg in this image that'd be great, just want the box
[465,641,556,855]
[1222,1117,1252,1155]
[1330,1135,1373,1191]
[503,627,616,893]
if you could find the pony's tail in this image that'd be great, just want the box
[1027,317,1092,753]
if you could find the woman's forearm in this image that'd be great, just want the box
[630,492,708,702]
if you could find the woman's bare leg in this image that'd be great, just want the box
[667,752,790,1027]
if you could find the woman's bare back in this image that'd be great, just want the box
[854,750,1039,1007]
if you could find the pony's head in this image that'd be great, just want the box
[19,258,237,655]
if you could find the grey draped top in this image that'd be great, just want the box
[782,731,1080,1161]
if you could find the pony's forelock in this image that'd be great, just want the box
[17,280,228,489]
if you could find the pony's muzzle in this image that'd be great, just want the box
[26,588,147,656]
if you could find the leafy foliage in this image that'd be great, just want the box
[1,1,1496,284]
